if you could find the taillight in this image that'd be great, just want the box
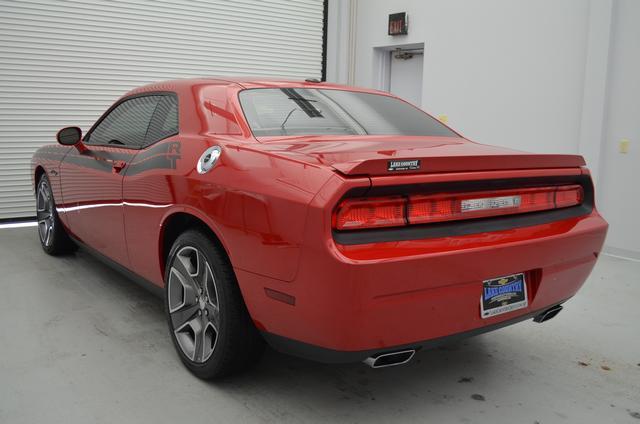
[333,185,583,230]
[555,185,584,208]
[333,196,406,230]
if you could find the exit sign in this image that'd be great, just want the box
[388,12,408,36]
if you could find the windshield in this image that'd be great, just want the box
[238,88,458,137]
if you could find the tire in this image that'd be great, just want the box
[164,229,264,379]
[36,174,76,255]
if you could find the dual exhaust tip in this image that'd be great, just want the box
[363,349,416,369]
[533,304,563,323]
[363,304,564,369]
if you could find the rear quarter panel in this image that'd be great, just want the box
[124,134,335,286]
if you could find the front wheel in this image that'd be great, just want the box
[36,174,75,255]
[164,229,264,379]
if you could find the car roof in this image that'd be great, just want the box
[124,77,387,97]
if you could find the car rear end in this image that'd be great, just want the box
[258,162,608,363]
[234,84,608,364]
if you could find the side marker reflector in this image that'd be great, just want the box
[265,288,296,306]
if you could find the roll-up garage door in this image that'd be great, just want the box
[0,0,325,219]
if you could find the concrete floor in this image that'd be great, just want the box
[0,226,639,424]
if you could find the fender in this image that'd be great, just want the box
[158,204,235,266]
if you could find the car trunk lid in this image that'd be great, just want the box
[253,135,585,176]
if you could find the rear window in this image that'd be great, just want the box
[238,88,458,137]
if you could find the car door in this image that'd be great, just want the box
[121,94,181,284]
[59,95,163,267]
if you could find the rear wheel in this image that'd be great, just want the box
[165,229,264,379]
[36,174,75,255]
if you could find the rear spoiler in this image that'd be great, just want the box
[331,154,586,176]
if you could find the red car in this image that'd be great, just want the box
[31,78,608,378]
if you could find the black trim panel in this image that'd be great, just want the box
[261,300,569,364]
[334,175,594,245]
[321,0,328,81]
[0,216,36,224]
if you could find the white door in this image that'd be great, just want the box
[389,50,424,107]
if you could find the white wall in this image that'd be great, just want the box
[597,0,640,259]
[332,0,591,154]
[327,0,640,257]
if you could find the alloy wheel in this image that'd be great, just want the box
[168,246,220,363]
[36,179,55,247]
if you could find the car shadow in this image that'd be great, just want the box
[70,244,507,416]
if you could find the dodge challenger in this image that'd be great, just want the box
[31,78,608,378]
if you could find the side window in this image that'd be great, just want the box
[145,95,179,145]
[87,96,161,148]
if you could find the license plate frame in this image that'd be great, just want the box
[480,273,528,319]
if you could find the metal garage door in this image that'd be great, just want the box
[0,0,326,220]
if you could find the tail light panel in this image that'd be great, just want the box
[333,184,584,231]
[333,196,406,230]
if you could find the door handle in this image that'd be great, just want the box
[112,160,127,173]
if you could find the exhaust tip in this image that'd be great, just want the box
[363,349,415,368]
[533,304,563,323]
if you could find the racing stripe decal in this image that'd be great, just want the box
[127,142,181,176]
[57,141,181,175]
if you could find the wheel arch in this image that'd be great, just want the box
[34,165,46,190]
[158,210,233,277]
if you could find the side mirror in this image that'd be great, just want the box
[56,126,82,145]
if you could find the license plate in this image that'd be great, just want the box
[480,273,528,318]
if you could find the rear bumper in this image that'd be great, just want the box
[238,209,607,359]
[260,302,567,363]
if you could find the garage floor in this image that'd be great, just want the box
[1,226,639,424]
